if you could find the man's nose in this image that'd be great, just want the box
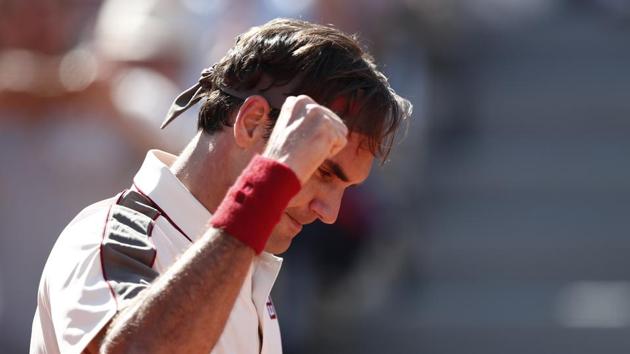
[309,190,343,224]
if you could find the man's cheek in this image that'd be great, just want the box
[286,184,313,208]
[286,193,305,208]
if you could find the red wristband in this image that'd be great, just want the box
[210,155,301,254]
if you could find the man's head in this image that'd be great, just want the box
[175,18,411,253]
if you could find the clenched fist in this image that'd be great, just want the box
[263,95,348,185]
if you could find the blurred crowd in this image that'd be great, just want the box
[0,0,425,352]
[2,0,629,353]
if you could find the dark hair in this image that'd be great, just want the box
[198,18,412,160]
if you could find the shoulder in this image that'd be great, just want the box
[52,195,122,252]
[46,191,162,269]
[38,195,121,292]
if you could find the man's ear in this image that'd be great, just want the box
[233,95,271,149]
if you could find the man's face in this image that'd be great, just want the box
[264,133,374,254]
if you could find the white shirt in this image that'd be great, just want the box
[31,150,284,354]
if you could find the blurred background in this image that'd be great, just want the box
[1,0,630,353]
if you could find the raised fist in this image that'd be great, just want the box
[263,95,348,185]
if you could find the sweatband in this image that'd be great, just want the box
[210,155,301,254]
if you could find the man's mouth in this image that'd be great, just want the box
[284,213,303,234]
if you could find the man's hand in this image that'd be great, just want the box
[263,95,348,184]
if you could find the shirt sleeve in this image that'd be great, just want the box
[36,196,159,354]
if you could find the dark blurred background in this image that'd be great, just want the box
[2,0,630,353]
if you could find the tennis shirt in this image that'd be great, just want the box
[30,150,284,354]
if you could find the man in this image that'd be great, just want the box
[30,18,411,354]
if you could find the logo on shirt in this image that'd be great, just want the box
[266,297,277,319]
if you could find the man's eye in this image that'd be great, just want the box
[319,168,333,180]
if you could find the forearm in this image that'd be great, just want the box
[101,228,254,354]
[89,119,311,352]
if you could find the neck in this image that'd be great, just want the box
[170,131,233,214]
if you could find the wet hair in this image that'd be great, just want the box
[197,18,412,160]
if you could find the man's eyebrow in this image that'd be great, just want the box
[324,159,349,183]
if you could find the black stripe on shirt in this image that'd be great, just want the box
[100,191,160,308]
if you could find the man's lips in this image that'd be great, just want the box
[285,213,303,233]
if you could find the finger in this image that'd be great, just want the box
[327,112,349,137]
[278,96,297,120]
[315,102,346,126]
[282,95,297,109]
[275,96,305,131]
[291,95,315,113]
[329,132,348,157]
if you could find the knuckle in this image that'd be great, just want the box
[332,119,347,132]
[285,96,306,112]
[283,96,296,106]
[295,95,314,105]
[304,105,326,121]
[307,104,324,116]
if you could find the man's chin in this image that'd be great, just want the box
[264,237,293,255]
[264,223,301,255]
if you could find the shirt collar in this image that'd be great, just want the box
[252,252,283,305]
[132,150,285,288]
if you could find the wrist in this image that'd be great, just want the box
[210,155,301,254]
